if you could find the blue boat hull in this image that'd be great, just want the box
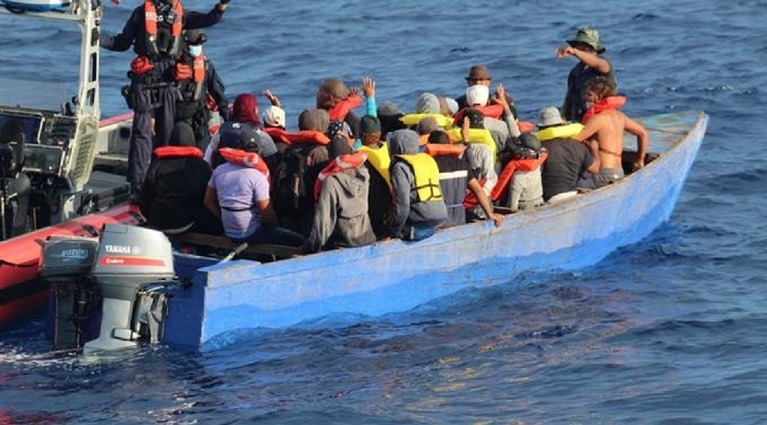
[163,111,708,350]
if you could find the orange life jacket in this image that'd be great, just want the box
[424,143,466,158]
[313,152,367,201]
[328,94,363,121]
[263,127,331,145]
[453,104,505,126]
[489,153,548,202]
[153,145,203,159]
[144,0,184,59]
[518,120,535,133]
[218,147,270,179]
[174,54,206,102]
[581,96,627,123]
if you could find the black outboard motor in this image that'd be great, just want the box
[83,224,175,353]
[41,236,101,350]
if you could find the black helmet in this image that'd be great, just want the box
[183,29,207,45]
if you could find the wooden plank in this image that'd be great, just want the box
[173,233,303,258]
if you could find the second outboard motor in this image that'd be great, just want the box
[84,224,175,354]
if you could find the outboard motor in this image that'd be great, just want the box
[41,236,100,350]
[84,224,175,354]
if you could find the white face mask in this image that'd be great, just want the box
[188,45,202,57]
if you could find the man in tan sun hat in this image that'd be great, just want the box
[556,26,617,122]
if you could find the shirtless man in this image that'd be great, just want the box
[575,77,648,188]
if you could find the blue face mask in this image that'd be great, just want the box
[188,45,202,57]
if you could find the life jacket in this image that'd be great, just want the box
[262,127,331,145]
[424,143,466,158]
[453,104,504,126]
[144,0,184,59]
[328,94,363,121]
[153,145,203,159]
[173,54,206,102]
[218,147,270,179]
[358,142,392,185]
[489,152,548,202]
[393,153,443,202]
[518,121,535,133]
[399,113,455,129]
[313,152,367,201]
[581,95,627,123]
[535,123,585,142]
[448,127,497,159]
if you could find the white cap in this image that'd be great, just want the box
[466,85,489,107]
[263,105,286,128]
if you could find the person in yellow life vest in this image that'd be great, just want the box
[357,115,394,239]
[174,29,229,151]
[534,106,600,202]
[388,129,448,241]
[306,136,376,253]
[100,0,231,197]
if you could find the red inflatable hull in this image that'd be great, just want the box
[0,204,143,325]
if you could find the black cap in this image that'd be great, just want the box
[463,108,485,129]
[360,115,381,134]
[184,29,207,45]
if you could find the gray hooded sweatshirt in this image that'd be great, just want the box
[307,164,377,252]
[388,129,448,237]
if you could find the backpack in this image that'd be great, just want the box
[271,143,329,234]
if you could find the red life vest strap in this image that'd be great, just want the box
[424,143,466,158]
[131,55,154,75]
[153,146,204,159]
[489,153,548,202]
[313,152,367,200]
[218,148,270,179]
[453,104,505,126]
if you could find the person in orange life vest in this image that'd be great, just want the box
[388,129,448,241]
[495,133,545,212]
[174,29,229,152]
[205,94,279,171]
[316,78,362,138]
[427,130,503,228]
[575,77,648,188]
[357,115,394,239]
[306,135,376,253]
[459,109,498,208]
[203,128,305,247]
[100,0,230,194]
[557,26,617,122]
[535,106,600,202]
[139,122,220,235]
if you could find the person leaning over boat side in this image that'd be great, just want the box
[306,136,377,253]
[203,131,305,247]
[139,122,220,235]
[173,29,229,152]
[534,106,600,202]
[388,129,448,241]
[557,26,617,122]
[575,77,648,188]
[426,131,503,228]
[100,0,231,197]
[357,115,394,239]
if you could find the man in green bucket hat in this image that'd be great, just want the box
[556,26,618,122]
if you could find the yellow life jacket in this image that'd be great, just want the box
[399,113,455,129]
[449,127,497,159]
[358,142,392,186]
[395,153,443,202]
[535,123,585,142]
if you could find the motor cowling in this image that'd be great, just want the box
[83,224,175,354]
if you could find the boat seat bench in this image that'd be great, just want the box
[171,232,303,259]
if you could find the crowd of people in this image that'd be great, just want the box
[100,0,649,256]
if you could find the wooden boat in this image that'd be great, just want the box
[146,110,706,350]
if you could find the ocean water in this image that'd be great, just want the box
[1,0,766,423]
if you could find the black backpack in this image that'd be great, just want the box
[271,143,329,234]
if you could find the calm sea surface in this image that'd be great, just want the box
[2,0,767,423]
